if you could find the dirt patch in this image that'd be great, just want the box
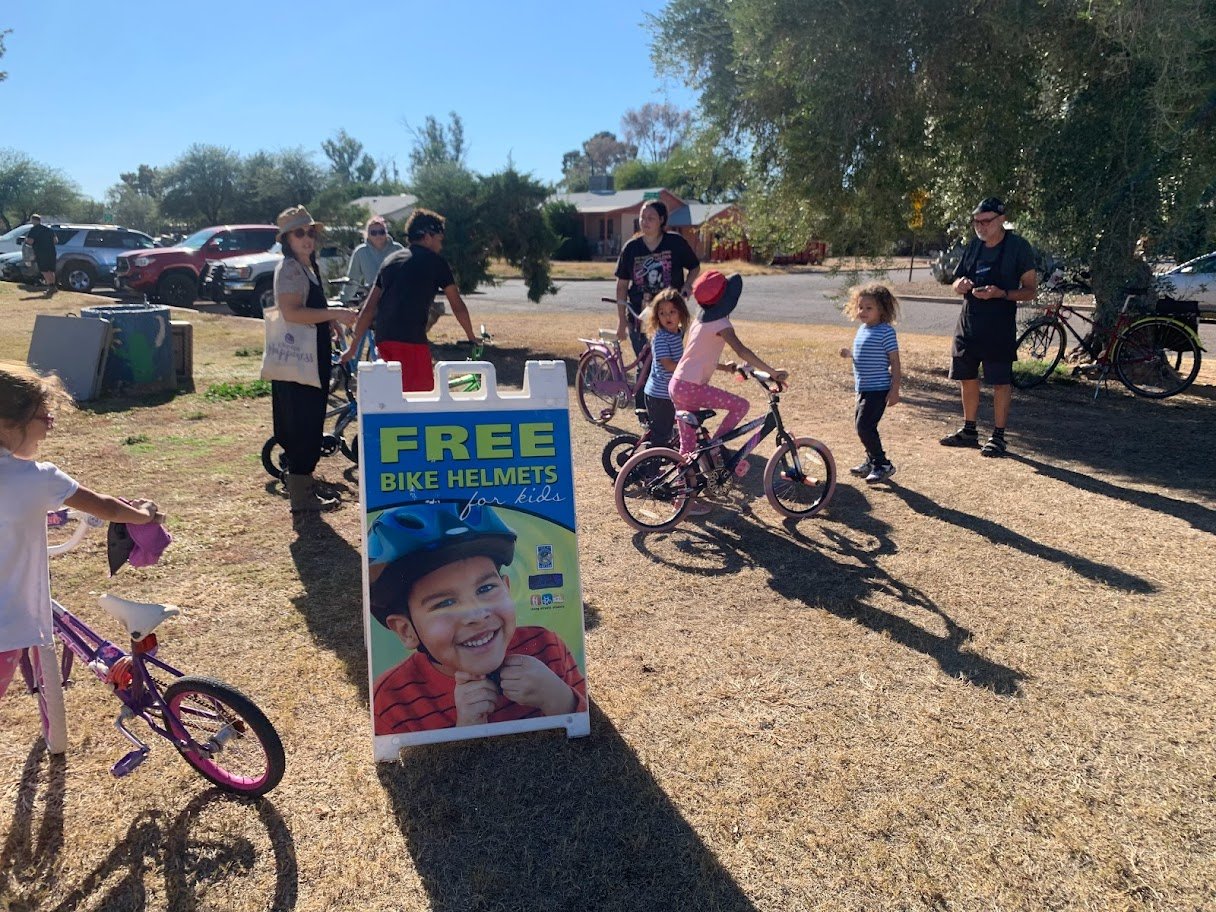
[1,284,1213,911]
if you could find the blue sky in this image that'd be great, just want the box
[1,1,696,200]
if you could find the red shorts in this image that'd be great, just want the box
[377,341,434,392]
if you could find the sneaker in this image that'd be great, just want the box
[939,428,980,448]
[980,436,1008,458]
[864,462,897,484]
[849,459,872,477]
[683,499,712,517]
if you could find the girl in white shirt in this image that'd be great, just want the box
[0,362,163,749]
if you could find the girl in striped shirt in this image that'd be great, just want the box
[642,289,690,448]
[840,284,902,484]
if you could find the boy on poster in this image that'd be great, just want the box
[369,503,586,734]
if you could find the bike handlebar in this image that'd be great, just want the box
[47,509,100,557]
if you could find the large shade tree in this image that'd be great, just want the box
[654,0,1216,315]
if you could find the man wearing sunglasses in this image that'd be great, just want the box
[341,208,477,392]
[941,197,1037,458]
[343,217,404,302]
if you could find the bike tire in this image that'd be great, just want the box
[601,433,642,480]
[261,437,288,480]
[764,437,836,519]
[575,351,617,425]
[1012,319,1065,389]
[614,447,694,532]
[335,410,359,463]
[162,675,285,798]
[1113,317,1201,398]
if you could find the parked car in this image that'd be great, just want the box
[115,224,278,307]
[51,225,158,292]
[199,242,349,317]
[1155,250,1216,307]
[0,223,34,255]
[0,249,35,282]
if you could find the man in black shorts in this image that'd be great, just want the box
[941,197,1037,457]
[25,215,57,296]
[341,208,477,392]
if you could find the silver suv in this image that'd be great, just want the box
[47,225,158,292]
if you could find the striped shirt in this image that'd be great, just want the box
[373,626,587,734]
[851,322,899,391]
[644,327,684,399]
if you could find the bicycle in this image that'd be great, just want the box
[20,509,285,797]
[446,325,494,393]
[575,301,652,425]
[1012,279,1205,399]
[613,366,836,532]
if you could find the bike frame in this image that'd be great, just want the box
[679,377,791,489]
[578,332,652,403]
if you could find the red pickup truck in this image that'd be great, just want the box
[115,224,278,306]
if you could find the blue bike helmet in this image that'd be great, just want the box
[368,503,517,627]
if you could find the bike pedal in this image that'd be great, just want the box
[111,747,149,778]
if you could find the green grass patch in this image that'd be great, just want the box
[235,346,263,357]
[204,379,272,401]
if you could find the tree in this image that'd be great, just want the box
[660,137,746,203]
[322,129,377,185]
[0,28,10,83]
[407,113,467,177]
[655,0,1216,316]
[544,200,591,261]
[105,184,161,235]
[560,149,591,192]
[613,159,664,191]
[118,165,163,200]
[160,144,242,226]
[231,148,323,222]
[0,150,82,231]
[477,167,556,302]
[582,131,635,175]
[621,103,692,162]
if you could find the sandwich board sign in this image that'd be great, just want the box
[356,359,590,760]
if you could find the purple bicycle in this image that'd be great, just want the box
[21,509,285,797]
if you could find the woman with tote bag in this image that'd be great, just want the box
[264,206,357,517]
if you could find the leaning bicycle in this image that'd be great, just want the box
[613,367,836,532]
[575,302,651,425]
[1013,279,1205,399]
[22,510,285,797]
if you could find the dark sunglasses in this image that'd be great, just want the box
[291,227,318,239]
[972,214,1000,226]
[368,228,387,237]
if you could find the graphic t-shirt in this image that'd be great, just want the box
[0,453,79,651]
[851,323,899,391]
[614,232,700,315]
[644,327,684,399]
[372,626,588,735]
[373,245,456,345]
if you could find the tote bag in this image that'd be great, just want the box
[260,306,320,388]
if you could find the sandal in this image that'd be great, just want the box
[979,436,1007,458]
[940,428,981,448]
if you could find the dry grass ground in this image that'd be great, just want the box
[1,282,1214,912]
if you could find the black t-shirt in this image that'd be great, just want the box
[373,245,456,345]
[614,232,700,314]
[28,223,55,259]
[952,231,1036,359]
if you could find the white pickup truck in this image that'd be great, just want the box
[199,242,348,317]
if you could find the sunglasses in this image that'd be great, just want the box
[972,214,1001,226]
[291,227,318,239]
[368,228,387,237]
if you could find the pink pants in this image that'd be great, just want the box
[0,648,52,740]
[669,378,749,456]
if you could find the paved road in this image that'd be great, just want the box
[468,266,969,337]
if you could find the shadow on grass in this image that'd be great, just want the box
[632,484,1027,696]
[378,703,758,912]
[79,388,184,414]
[0,744,296,912]
[431,340,578,389]
[288,517,367,693]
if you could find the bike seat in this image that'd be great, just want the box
[97,593,180,639]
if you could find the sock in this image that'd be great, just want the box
[992,426,1006,440]
[963,421,978,435]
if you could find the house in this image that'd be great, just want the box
[549,183,826,264]
[350,194,418,224]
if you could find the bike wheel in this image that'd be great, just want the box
[575,352,617,425]
[614,447,694,532]
[335,410,359,463]
[329,361,356,404]
[261,437,288,480]
[601,433,642,480]
[1012,320,1065,389]
[162,675,285,798]
[1113,318,1201,398]
[764,437,836,519]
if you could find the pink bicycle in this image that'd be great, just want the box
[575,300,652,425]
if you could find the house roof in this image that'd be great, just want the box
[550,187,685,214]
[350,194,418,219]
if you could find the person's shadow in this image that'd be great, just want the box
[288,518,368,693]
[378,703,759,912]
